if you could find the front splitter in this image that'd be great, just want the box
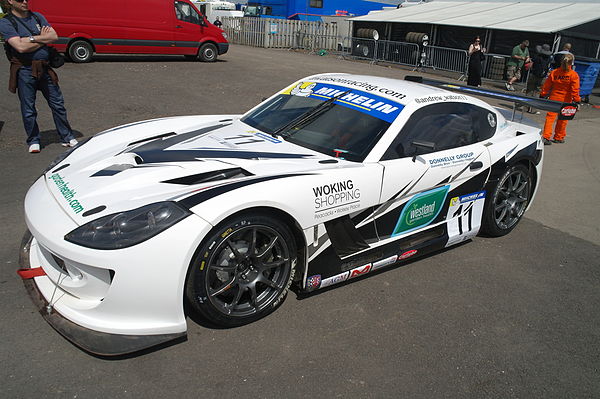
[18,231,186,356]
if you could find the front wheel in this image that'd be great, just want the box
[68,40,93,63]
[481,164,532,237]
[185,214,296,327]
[198,43,217,62]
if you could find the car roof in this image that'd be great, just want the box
[305,73,453,106]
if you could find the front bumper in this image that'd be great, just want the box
[19,231,186,356]
[21,176,215,355]
[217,42,229,55]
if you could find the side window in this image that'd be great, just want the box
[175,1,201,24]
[381,102,496,160]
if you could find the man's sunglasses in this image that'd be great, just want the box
[13,0,29,3]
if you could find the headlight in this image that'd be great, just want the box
[65,202,191,250]
[221,32,228,40]
[43,137,92,174]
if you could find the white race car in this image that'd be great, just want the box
[19,74,574,355]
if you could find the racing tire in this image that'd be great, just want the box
[481,164,531,237]
[68,40,93,63]
[185,214,297,327]
[198,43,218,62]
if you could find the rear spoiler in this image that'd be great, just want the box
[405,76,578,121]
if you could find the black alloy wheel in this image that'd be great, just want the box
[186,214,296,327]
[481,164,532,236]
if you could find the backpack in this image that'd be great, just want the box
[3,12,43,61]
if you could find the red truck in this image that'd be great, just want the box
[28,0,229,62]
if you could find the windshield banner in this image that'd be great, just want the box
[281,82,404,123]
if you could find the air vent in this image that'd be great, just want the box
[127,132,177,147]
[163,167,253,185]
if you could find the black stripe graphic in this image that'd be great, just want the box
[179,173,312,208]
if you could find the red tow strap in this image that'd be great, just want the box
[17,267,46,279]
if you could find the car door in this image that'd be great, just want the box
[174,0,205,55]
[374,101,495,245]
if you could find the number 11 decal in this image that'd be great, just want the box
[446,191,486,247]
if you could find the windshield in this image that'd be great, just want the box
[241,83,403,162]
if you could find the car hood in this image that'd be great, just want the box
[43,115,346,224]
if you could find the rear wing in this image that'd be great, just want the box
[405,76,578,121]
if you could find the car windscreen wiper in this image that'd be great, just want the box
[273,89,351,138]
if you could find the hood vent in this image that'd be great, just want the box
[163,167,253,186]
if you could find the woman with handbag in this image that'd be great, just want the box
[467,36,486,87]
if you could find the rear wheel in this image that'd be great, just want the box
[198,43,218,62]
[186,214,296,327]
[481,164,531,237]
[68,40,93,63]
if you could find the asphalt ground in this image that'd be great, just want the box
[1,45,599,398]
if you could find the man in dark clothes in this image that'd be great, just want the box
[0,0,77,153]
[525,44,553,114]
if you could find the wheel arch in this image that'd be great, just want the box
[186,206,307,288]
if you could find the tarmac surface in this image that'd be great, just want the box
[1,45,599,398]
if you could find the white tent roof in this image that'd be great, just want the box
[352,1,600,33]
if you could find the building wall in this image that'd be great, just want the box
[250,0,398,18]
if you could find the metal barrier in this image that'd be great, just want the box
[350,37,378,61]
[222,17,339,50]
[376,40,420,68]
[482,53,510,80]
[423,45,469,75]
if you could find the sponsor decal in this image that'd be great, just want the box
[306,274,322,289]
[349,263,372,279]
[313,179,361,219]
[48,173,84,214]
[414,94,468,104]
[560,105,577,117]
[372,255,398,271]
[319,271,350,289]
[457,191,485,203]
[399,249,418,260]
[428,152,475,169]
[393,185,449,236]
[282,81,404,123]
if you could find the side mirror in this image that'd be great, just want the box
[411,140,435,162]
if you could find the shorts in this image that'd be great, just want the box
[506,65,521,80]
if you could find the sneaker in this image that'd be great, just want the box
[507,84,515,91]
[552,139,565,143]
[28,143,40,153]
[61,138,78,147]
[542,138,553,145]
[505,82,511,90]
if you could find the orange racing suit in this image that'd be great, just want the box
[540,67,580,141]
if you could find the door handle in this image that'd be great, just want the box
[469,161,484,171]
[175,25,183,29]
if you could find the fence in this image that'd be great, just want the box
[220,19,509,79]
[422,45,469,76]
[221,17,341,52]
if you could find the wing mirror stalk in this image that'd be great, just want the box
[411,140,436,162]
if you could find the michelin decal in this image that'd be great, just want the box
[283,82,404,123]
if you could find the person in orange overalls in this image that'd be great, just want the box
[540,53,580,145]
